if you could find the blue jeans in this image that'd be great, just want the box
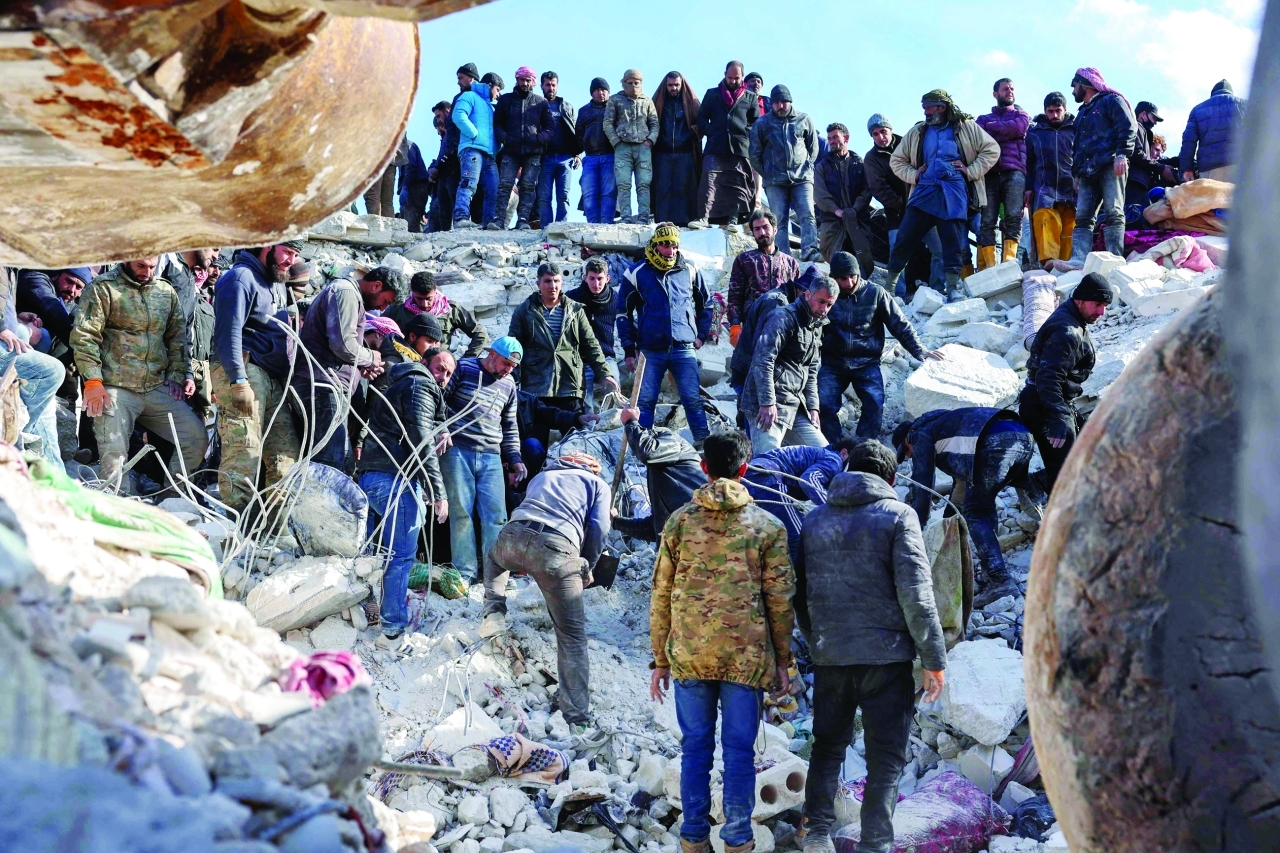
[637,346,709,441]
[581,154,617,223]
[1071,168,1127,262]
[440,446,508,577]
[539,153,572,225]
[454,148,498,224]
[676,680,763,846]
[359,471,424,635]
[963,427,1035,581]
[888,207,966,275]
[817,362,883,443]
[0,344,64,467]
[764,182,818,259]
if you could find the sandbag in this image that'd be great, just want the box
[922,515,974,649]
[833,771,1010,853]
[284,462,368,558]
[1021,273,1059,350]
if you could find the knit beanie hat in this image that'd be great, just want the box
[1213,79,1233,95]
[590,77,610,93]
[645,223,681,272]
[403,313,444,341]
[64,267,94,285]
[457,62,479,80]
[770,84,792,103]
[830,252,858,278]
[1044,91,1067,108]
[866,113,892,134]
[1073,272,1114,304]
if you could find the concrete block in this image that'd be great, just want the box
[633,753,667,796]
[457,793,490,826]
[661,760,682,807]
[957,743,1014,795]
[1082,251,1125,278]
[963,260,1023,300]
[909,286,946,316]
[989,837,1041,852]
[308,615,358,651]
[923,298,988,336]
[246,558,370,633]
[489,787,528,827]
[1131,285,1209,317]
[1003,341,1029,371]
[1053,269,1084,298]
[1161,268,1197,292]
[904,344,1021,418]
[999,780,1038,813]
[440,282,507,314]
[955,322,1018,354]
[940,640,1026,746]
[711,757,807,823]
[1107,259,1165,306]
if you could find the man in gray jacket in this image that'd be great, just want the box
[798,440,946,853]
[750,86,820,260]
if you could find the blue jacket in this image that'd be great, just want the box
[1071,91,1136,178]
[616,255,712,357]
[746,444,843,565]
[510,456,612,569]
[1025,114,1076,210]
[822,280,925,371]
[1179,89,1246,174]
[212,249,292,383]
[904,407,1026,525]
[454,82,496,158]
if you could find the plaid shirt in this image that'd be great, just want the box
[727,248,800,326]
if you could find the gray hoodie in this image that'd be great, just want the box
[511,457,612,568]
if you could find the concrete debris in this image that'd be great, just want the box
[245,557,371,633]
[955,321,1019,354]
[1108,259,1166,306]
[963,260,1024,302]
[922,298,990,336]
[909,286,947,316]
[940,640,1027,746]
[904,344,1022,417]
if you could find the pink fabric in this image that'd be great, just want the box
[365,315,402,337]
[1092,228,1207,256]
[280,651,373,708]
[1139,235,1216,272]
[516,66,535,81]
[1074,66,1131,110]
[401,293,451,318]
[833,771,1010,853]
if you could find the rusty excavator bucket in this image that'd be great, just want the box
[0,0,487,267]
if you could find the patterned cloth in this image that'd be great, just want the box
[726,248,801,325]
[480,733,570,784]
[833,772,1010,853]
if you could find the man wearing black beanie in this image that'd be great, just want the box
[576,77,617,223]
[1018,272,1111,490]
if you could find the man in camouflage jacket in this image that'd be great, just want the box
[650,430,794,853]
[71,257,208,492]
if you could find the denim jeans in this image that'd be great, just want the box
[764,182,818,259]
[888,207,966,274]
[581,154,617,224]
[817,362,883,443]
[749,408,828,455]
[294,376,350,473]
[675,680,763,847]
[637,346,709,441]
[454,148,498,225]
[1070,168,1126,263]
[978,169,1026,245]
[495,153,541,226]
[0,344,64,467]
[359,470,424,635]
[539,153,572,225]
[440,446,508,577]
[962,427,1035,582]
[804,662,915,853]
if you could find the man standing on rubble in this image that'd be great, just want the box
[1024,93,1077,268]
[212,242,303,513]
[799,440,947,853]
[694,61,760,229]
[616,224,713,443]
[604,69,659,225]
[976,79,1030,270]
[1179,80,1246,182]
[741,276,838,454]
[1018,273,1108,491]
[612,404,704,542]
[728,264,821,400]
[160,249,219,414]
[1066,67,1136,265]
[750,85,821,261]
[566,257,619,404]
[726,210,800,347]
[451,71,499,230]
[492,66,546,230]
[652,71,702,227]
[817,252,940,443]
[481,451,610,731]
[359,347,456,646]
[383,271,488,358]
[72,257,208,492]
[442,336,527,583]
[535,71,579,227]
[814,122,874,273]
[887,90,1000,301]
[577,78,617,224]
[650,429,794,853]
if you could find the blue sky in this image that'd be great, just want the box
[400,0,1263,219]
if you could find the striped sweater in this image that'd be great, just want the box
[443,357,521,463]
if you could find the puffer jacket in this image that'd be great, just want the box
[864,137,909,228]
[576,100,614,156]
[1025,114,1076,210]
[507,293,613,398]
[603,92,658,147]
[650,478,794,689]
[1179,89,1247,174]
[1023,298,1096,430]
[1072,91,1136,178]
[904,407,1025,524]
[453,83,496,158]
[741,295,825,427]
[613,421,704,542]
[71,265,187,393]
[494,88,547,157]
[698,83,758,159]
[749,106,819,186]
[357,360,446,499]
[616,255,712,357]
[798,471,946,670]
[822,280,925,371]
[976,104,1030,173]
[891,119,1001,208]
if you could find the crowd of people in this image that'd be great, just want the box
[0,60,1246,853]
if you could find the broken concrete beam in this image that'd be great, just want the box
[963,260,1023,300]
[1131,285,1210,317]
[308,212,414,247]
[1082,251,1125,278]
[259,685,381,794]
[245,558,370,633]
[957,743,1014,795]
[955,322,1018,355]
[544,223,649,251]
[922,298,989,337]
[1108,259,1166,306]
[909,286,946,316]
[904,344,1021,418]
[438,282,507,314]
[939,639,1026,746]
[712,756,807,823]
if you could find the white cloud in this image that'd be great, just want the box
[979,49,1017,68]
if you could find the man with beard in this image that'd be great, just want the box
[577,78,617,224]
[16,266,91,366]
[814,122,874,273]
[887,90,1000,301]
[492,66,547,230]
[160,248,219,414]
[1066,67,1136,265]
[293,267,406,473]
[976,79,1030,269]
[652,72,702,226]
[604,69,659,224]
[693,61,760,229]
[1023,93,1078,268]
[726,209,800,347]
[750,86,821,261]
[535,71,579,227]
[212,242,304,513]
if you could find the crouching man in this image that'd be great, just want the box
[650,430,795,853]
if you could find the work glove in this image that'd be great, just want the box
[83,380,111,417]
[229,381,256,417]
[729,324,742,347]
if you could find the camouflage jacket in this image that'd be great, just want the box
[71,266,188,393]
[650,478,795,689]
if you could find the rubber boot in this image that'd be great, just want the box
[1102,223,1126,258]
[960,262,975,280]
[945,271,969,302]
[1002,238,1020,264]
[976,244,997,271]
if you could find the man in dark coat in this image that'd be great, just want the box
[652,71,702,226]
[866,115,937,294]
[493,66,547,230]
[1067,67,1136,264]
[1179,79,1246,182]
[694,60,759,227]
[813,122,874,273]
[535,71,579,226]
[1023,93,1077,268]
[576,78,616,224]
[612,405,704,542]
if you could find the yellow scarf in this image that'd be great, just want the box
[645,222,681,272]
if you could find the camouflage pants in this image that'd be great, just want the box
[212,361,301,513]
[92,385,208,491]
[613,142,652,219]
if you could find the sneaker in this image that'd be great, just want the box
[479,612,507,638]
[484,222,502,231]
[726,218,743,233]
[453,218,479,229]
[686,218,710,230]
[638,215,655,225]
[515,221,532,231]
[376,630,407,651]
[973,578,1023,610]
[801,835,834,853]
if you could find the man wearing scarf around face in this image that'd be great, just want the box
[887,90,1000,302]
[693,61,760,228]
[1066,67,1137,265]
[616,224,714,443]
[652,72,703,226]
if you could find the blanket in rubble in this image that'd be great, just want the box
[481,733,570,784]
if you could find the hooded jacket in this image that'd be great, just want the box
[698,82,758,159]
[1023,299,1096,429]
[864,136,909,228]
[212,249,293,382]
[976,104,1031,173]
[454,82,497,158]
[508,292,613,398]
[1179,87,1246,174]
[616,255,712,357]
[295,276,377,395]
[749,105,820,186]
[494,88,547,157]
[71,265,187,393]
[603,91,659,147]
[357,360,447,499]
[650,478,794,689]
[1025,113,1076,210]
[891,119,1001,210]
[1072,91,1137,178]
[16,269,78,353]
[798,471,947,670]
[822,279,925,371]
[510,456,612,568]
[741,295,826,427]
[613,420,704,542]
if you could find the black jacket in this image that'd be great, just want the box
[822,281,925,371]
[357,361,446,499]
[864,136,909,228]
[537,97,580,156]
[741,295,826,427]
[905,407,1026,525]
[381,300,489,358]
[813,149,871,223]
[612,421,704,542]
[656,98,698,155]
[517,390,583,438]
[1072,91,1136,178]
[16,270,77,350]
[798,472,947,669]
[576,100,614,156]
[494,89,547,158]
[698,84,758,159]
[566,282,617,359]
[1023,299,1096,428]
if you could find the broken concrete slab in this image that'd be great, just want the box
[633,753,667,796]
[922,298,989,337]
[1131,285,1210,317]
[964,260,1023,301]
[308,212,415,247]
[1080,353,1125,399]
[260,686,381,793]
[489,786,527,827]
[308,615,358,651]
[1082,251,1125,278]
[122,576,212,631]
[940,639,1026,746]
[909,286,946,316]
[955,322,1019,355]
[1053,269,1084,298]
[1108,259,1165,306]
[245,557,370,633]
[904,344,1021,418]
[440,282,508,314]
